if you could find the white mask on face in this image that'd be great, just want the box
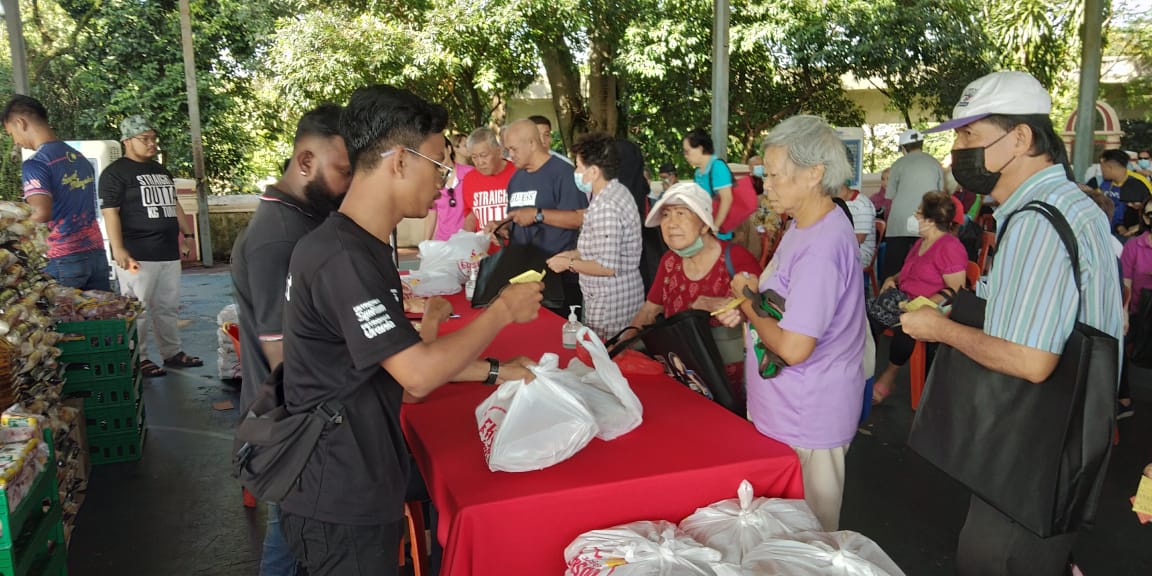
[907,215,921,235]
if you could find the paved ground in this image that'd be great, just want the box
[66,269,1152,575]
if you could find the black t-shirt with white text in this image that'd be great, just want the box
[280,213,421,525]
[98,158,180,262]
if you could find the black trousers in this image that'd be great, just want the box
[881,236,918,282]
[868,317,916,367]
[281,513,403,576]
[956,496,1077,576]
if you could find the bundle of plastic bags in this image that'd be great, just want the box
[740,532,905,576]
[407,231,490,296]
[564,521,741,576]
[474,328,643,472]
[680,479,822,564]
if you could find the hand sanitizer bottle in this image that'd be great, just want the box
[465,267,478,301]
[562,305,582,349]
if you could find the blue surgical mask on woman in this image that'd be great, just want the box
[752,165,765,178]
[671,236,705,257]
[574,171,593,194]
[1140,159,1151,170]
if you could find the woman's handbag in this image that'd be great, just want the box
[866,287,908,328]
[471,221,566,310]
[907,201,1118,537]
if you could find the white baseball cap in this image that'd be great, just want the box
[645,182,716,232]
[897,129,923,147]
[925,71,1052,133]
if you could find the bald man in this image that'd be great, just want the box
[498,119,588,315]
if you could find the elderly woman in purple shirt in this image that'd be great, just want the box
[716,115,867,531]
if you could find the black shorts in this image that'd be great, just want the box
[281,512,402,576]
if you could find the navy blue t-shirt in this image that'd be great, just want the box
[505,156,589,255]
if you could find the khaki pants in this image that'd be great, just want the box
[792,445,849,531]
[117,260,183,362]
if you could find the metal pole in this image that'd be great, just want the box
[1072,0,1105,181]
[1,0,29,94]
[178,0,213,266]
[710,0,730,160]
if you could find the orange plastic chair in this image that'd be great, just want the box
[222,322,259,508]
[977,214,996,232]
[977,231,997,273]
[865,220,887,294]
[881,327,927,410]
[399,501,429,576]
[965,261,981,290]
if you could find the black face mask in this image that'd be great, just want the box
[950,132,1015,196]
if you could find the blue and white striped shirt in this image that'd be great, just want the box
[980,165,1123,354]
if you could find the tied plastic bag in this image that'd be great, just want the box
[680,479,822,564]
[562,327,643,440]
[739,533,904,576]
[564,520,741,576]
[475,356,598,472]
[409,231,490,296]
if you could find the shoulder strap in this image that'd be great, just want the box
[724,242,735,278]
[993,200,1083,314]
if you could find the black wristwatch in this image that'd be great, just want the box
[483,357,500,385]
[534,207,544,224]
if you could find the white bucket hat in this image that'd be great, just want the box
[645,182,716,232]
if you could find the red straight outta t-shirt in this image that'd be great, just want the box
[461,161,516,230]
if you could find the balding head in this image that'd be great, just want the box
[505,119,548,171]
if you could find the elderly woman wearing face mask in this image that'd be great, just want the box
[629,182,762,375]
[867,191,968,404]
[714,115,866,532]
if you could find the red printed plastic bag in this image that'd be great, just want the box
[680,479,822,564]
[564,520,741,576]
[475,354,598,472]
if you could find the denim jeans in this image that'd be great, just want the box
[261,503,297,576]
[45,249,111,291]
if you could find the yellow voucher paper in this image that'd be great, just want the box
[1133,474,1152,516]
[903,296,939,312]
[509,269,546,284]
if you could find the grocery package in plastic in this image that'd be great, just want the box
[217,304,241,380]
[680,479,822,564]
[408,230,491,296]
[560,327,642,440]
[475,354,598,472]
[739,532,905,576]
[564,520,741,576]
[0,405,41,444]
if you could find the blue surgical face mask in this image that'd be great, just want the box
[1140,159,1151,170]
[574,171,593,194]
[670,236,705,258]
[752,165,765,178]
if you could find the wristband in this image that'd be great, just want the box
[483,357,500,385]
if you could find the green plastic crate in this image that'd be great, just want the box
[0,455,54,552]
[85,399,145,437]
[90,422,146,465]
[54,317,137,356]
[0,507,64,576]
[64,370,142,409]
[60,347,138,385]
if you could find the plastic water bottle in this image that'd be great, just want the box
[562,305,582,349]
[465,268,477,301]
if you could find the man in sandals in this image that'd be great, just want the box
[100,115,201,377]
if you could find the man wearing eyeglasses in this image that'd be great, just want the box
[100,115,202,377]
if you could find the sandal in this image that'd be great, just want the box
[140,360,167,378]
[164,351,204,368]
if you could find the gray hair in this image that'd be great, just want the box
[762,115,852,197]
[467,127,500,150]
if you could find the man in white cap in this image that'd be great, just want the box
[881,128,945,280]
[899,71,1122,576]
[100,115,201,377]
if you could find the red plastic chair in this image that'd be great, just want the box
[965,261,981,290]
[223,322,259,509]
[977,231,997,273]
[399,501,429,576]
[881,327,927,410]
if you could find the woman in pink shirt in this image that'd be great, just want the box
[869,191,967,404]
[1119,200,1152,418]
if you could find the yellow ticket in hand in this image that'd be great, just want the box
[711,296,747,316]
[509,269,546,284]
[903,296,938,312]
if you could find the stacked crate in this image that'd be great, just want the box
[55,319,144,465]
[0,431,66,576]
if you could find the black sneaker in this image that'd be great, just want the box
[1117,401,1135,421]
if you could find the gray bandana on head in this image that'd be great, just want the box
[120,115,154,140]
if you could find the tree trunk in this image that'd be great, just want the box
[535,34,587,152]
[587,33,618,136]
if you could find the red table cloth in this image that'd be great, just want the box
[401,293,804,575]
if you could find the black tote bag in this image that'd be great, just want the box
[608,310,746,416]
[907,201,1118,538]
[471,222,566,310]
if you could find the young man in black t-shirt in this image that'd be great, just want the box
[279,85,544,576]
[100,115,201,377]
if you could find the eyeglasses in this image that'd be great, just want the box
[134,135,159,145]
[380,147,453,189]
[447,187,457,208]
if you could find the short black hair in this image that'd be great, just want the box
[658,162,676,175]
[1,95,48,125]
[684,129,714,155]
[339,85,448,173]
[528,115,551,130]
[570,132,619,180]
[920,190,957,232]
[983,114,1073,181]
[294,103,343,144]
[903,141,924,152]
[1100,149,1131,167]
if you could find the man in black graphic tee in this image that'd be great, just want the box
[100,115,202,378]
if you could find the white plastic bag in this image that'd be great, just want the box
[782,532,905,576]
[739,535,902,576]
[216,304,241,380]
[680,480,822,564]
[564,520,740,576]
[419,231,489,279]
[561,327,643,440]
[475,355,598,472]
[405,269,462,296]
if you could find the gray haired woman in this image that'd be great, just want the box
[715,115,867,531]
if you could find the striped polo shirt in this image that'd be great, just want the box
[981,165,1124,355]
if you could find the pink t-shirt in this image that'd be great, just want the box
[898,235,968,298]
[429,164,476,241]
[1121,232,1152,313]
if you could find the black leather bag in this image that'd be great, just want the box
[608,310,745,416]
[907,201,1118,538]
[471,222,566,310]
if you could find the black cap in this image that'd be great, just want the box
[658,162,676,175]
